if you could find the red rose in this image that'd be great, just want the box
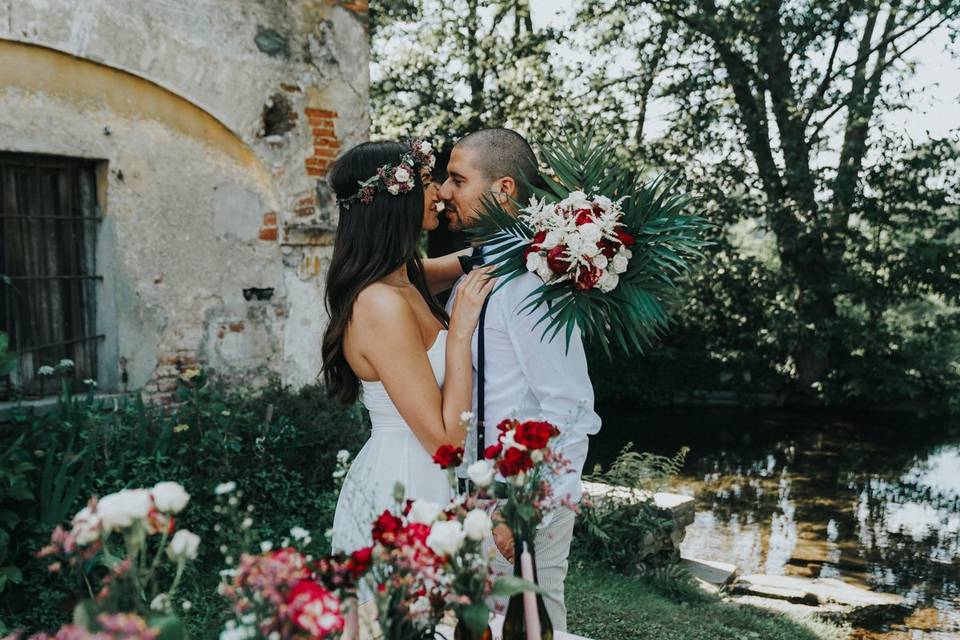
[432,444,464,469]
[533,230,547,244]
[614,227,635,247]
[484,443,503,460]
[546,245,570,274]
[372,510,402,546]
[348,546,373,578]
[574,208,593,226]
[497,446,533,477]
[514,420,559,450]
[575,265,601,291]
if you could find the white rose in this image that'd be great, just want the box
[565,190,591,210]
[542,230,563,250]
[581,240,601,258]
[611,254,629,274]
[152,482,190,514]
[530,449,545,463]
[536,262,554,282]
[408,500,442,525]
[71,506,102,545]
[426,520,465,557]
[598,271,620,293]
[97,489,152,531]
[593,254,609,270]
[387,183,400,195]
[525,251,544,274]
[620,248,633,260]
[393,168,410,183]
[467,460,495,488]
[578,223,602,245]
[420,141,432,154]
[462,509,493,541]
[167,529,201,561]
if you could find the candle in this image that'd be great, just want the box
[520,542,541,640]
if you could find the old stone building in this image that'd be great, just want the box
[0,1,368,403]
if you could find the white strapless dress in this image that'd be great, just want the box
[330,330,452,556]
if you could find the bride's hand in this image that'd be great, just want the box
[449,266,496,341]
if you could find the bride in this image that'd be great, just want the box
[321,139,491,557]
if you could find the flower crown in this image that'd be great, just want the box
[337,140,436,208]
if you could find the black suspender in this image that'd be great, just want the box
[476,298,489,457]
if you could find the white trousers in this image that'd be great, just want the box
[488,507,576,633]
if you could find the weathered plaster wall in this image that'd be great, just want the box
[0,0,369,398]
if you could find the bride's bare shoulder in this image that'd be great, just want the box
[353,282,416,328]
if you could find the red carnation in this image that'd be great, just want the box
[348,547,373,578]
[614,227,635,247]
[574,208,593,226]
[515,420,559,450]
[372,510,402,546]
[497,446,534,477]
[546,245,570,274]
[432,444,464,469]
[400,522,431,546]
[575,265,601,291]
[484,443,503,460]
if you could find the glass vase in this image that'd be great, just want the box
[501,537,553,640]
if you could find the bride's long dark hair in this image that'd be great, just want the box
[321,140,448,405]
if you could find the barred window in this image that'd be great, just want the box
[0,153,103,399]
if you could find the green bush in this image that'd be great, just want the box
[0,371,368,637]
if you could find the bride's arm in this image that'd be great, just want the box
[422,248,472,294]
[352,271,493,455]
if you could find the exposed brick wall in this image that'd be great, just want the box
[304,108,340,177]
[144,351,199,405]
[258,211,278,241]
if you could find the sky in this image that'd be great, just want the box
[528,0,960,145]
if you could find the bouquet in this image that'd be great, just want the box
[467,125,711,355]
[29,483,199,640]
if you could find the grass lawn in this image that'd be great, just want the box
[565,555,848,640]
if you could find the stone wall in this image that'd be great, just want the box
[0,0,369,401]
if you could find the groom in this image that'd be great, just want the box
[439,128,602,631]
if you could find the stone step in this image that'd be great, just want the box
[581,481,695,528]
[680,556,739,595]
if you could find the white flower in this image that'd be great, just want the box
[336,449,350,463]
[214,481,236,495]
[290,526,309,540]
[463,509,493,541]
[593,195,613,211]
[387,183,400,195]
[167,529,201,561]
[71,507,102,545]
[420,141,432,154]
[467,460,495,488]
[530,449,545,463]
[182,600,192,612]
[542,229,563,250]
[83,378,97,387]
[512,471,527,487]
[426,520,465,557]
[57,359,74,369]
[459,411,474,424]
[598,271,620,293]
[393,168,410,183]
[593,254,609,270]
[150,593,171,612]
[611,254,629,274]
[37,366,55,376]
[565,191,591,210]
[242,517,253,529]
[536,262,554,282]
[525,251,545,274]
[152,482,190,514]
[260,540,273,552]
[564,232,583,256]
[408,500,442,525]
[578,223,602,245]
[97,489,152,531]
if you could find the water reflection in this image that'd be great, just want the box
[589,408,960,636]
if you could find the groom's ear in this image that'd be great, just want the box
[494,176,518,202]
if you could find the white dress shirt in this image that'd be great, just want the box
[447,249,602,504]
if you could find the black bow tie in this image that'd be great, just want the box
[458,246,485,274]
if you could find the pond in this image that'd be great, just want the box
[589,406,960,638]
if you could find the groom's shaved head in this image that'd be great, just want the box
[456,128,541,203]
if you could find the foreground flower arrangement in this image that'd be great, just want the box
[10,418,565,640]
